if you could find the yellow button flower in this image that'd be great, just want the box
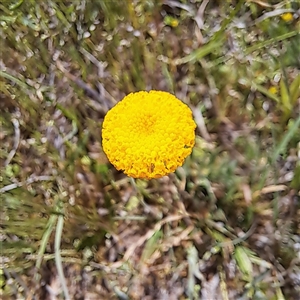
[280,13,293,22]
[102,90,196,179]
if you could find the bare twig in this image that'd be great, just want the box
[163,0,194,14]
[80,48,117,108]
[123,214,185,261]
[191,105,212,142]
[194,0,209,44]
[56,60,100,100]
[0,175,53,193]
[195,0,209,27]
[56,60,113,113]
[198,59,220,119]
[5,118,20,167]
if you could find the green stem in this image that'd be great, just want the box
[55,214,70,300]
[34,214,58,282]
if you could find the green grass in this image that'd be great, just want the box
[1,0,300,299]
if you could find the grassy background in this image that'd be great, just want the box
[1,0,300,299]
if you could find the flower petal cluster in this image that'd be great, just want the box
[102,90,196,179]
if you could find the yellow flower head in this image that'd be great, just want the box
[280,13,293,22]
[102,90,196,179]
[268,86,278,95]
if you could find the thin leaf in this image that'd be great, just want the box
[272,115,300,163]
[234,246,253,279]
[280,76,291,113]
[253,83,280,103]
[140,230,162,262]
[245,31,298,54]
[290,74,300,105]
[175,40,224,65]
